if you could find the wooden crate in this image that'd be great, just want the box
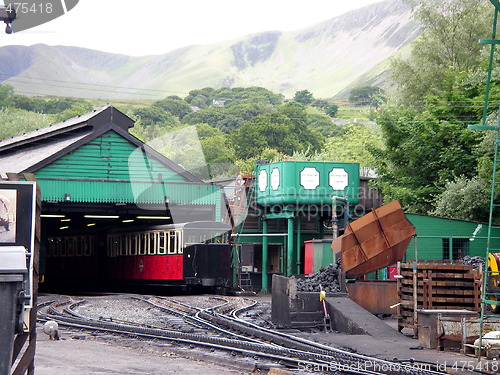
[397,260,482,333]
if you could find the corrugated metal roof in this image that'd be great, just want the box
[0,131,92,173]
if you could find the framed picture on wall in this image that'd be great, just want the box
[0,181,36,307]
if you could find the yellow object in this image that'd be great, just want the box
[487,253,500,312]
[319,290,326,302]
[489,253,499,275]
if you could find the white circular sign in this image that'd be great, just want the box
[300,167,320,190]
[271,168,280,191]
[258,169,268,192]
[329,168,349,190]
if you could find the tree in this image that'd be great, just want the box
[349,86,384,106]
[293,90,314,105]
[392,0,490,106]
[132,106,180,128]
[369,0,493,217]
[189,123,237,177]
[184,88,214,109]
[319,122,383,168]
[324,104,339,118]
[371,105,482,213]
[153,97,192,120]
[217,86,283,106]
[0,84,14,107]
[312,99,329,109]
[432,176,490,222]
[183,103,266,133]
[43,98,86,114]
[53,103,94,122]
[231,105,324,159]
[0,108,53,140]
[6,95,44,112]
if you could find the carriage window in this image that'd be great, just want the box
[178,231,183,254]
[106,236,111,257]
[168,231,177,254]
[77,237,84,256]
[110,236,118,257]
[60,238,67,257]
[53,238,60,257]
[138,233,147,255]
[125,234,131,255]
[120,236,127,256]
[84,237,91,256]
[148,233,156,255]
[107,236,116,257]
[67,238,75,256]
[106,235,114,257]
[130,234,137,256]
[158,232,166,255]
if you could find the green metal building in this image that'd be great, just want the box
[0,106,226,282]
[234,160,369,292]
[406,213,500,261]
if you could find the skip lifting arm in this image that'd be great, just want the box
[0,5,16,34]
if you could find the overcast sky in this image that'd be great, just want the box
[0,0,385,56]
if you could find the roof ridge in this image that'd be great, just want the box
[0,105,114,152]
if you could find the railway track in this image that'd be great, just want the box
[37,295,450,375]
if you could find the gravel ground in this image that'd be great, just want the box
[35,327,258,375]
[76,295,166,327]
[35,293,276,375]
[34,293,487,375]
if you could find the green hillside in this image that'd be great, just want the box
[0,0,418,100]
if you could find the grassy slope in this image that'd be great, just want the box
[1,0,418,100]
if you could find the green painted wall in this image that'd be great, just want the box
[406,214,500,261]
[37,179,221,205]
[34,131,222,211]
[36,131,187,182]
[255,161,360,206]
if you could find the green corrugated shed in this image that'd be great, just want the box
[33,130,223,206]
[0,105,223,215]
[35,131,188,182]
[405,213,500,261]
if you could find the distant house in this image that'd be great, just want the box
[212,100,225,106]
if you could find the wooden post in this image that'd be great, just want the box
[413,261,418,333]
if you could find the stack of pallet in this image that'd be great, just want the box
[397,260,482,333]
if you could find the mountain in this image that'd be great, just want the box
[0,0,419,99]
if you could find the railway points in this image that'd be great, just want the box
[34,293,490,375]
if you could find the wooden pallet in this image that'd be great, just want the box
[397,260,482,332]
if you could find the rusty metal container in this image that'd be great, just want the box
[347,280,398,315]
[332,200,416,278]
[417,310,479,350]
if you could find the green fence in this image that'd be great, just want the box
[405,235,500,262]
[369,235,500,280]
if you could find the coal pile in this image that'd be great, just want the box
[462,255,486,270]
[296,262,341,293]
